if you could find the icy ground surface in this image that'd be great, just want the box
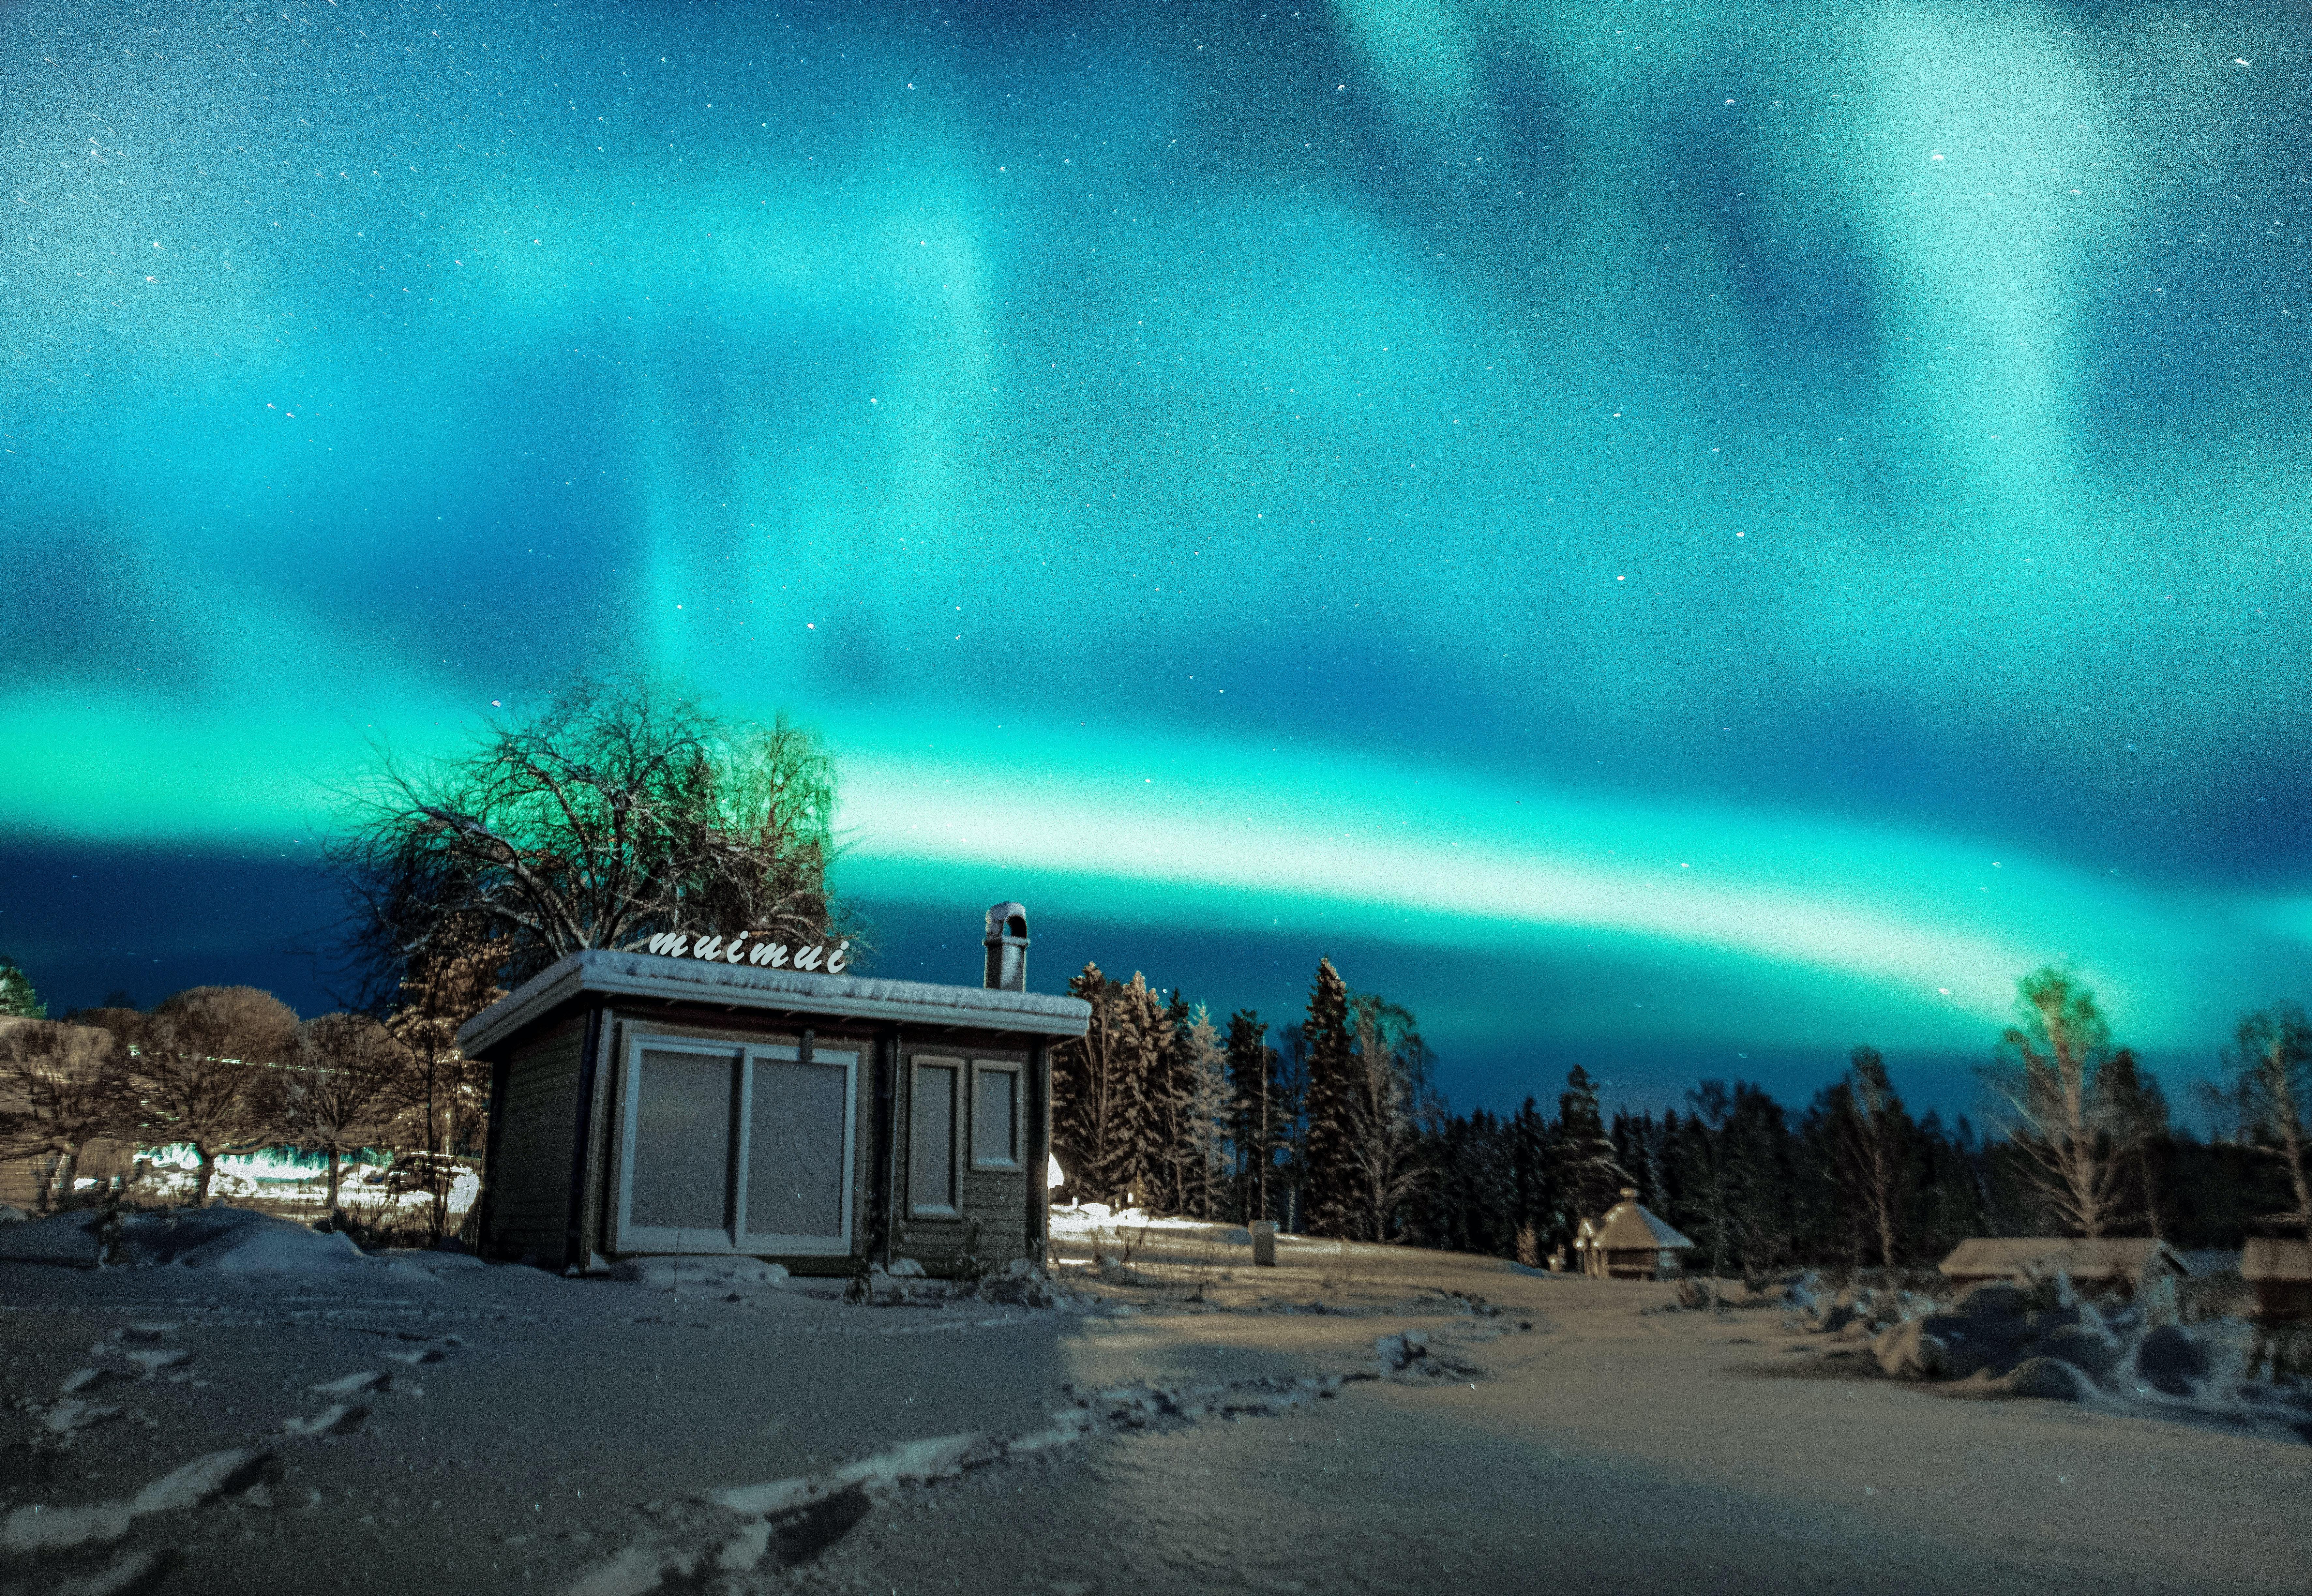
[0,1210,2305,1595]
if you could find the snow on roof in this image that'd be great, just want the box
[1939,1237,2190,1281]
[1592,1191,1693,1252]
[458,949,1093,1058]
[2240,1237,2312,1282]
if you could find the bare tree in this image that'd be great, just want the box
[1342,994,1434,1243]
[134,987,297,1206]
[2102,1048,2170,1239]
[323,671,849,1002]
[384,931,506,1242]
[1978,966,2128,1238]
[1830,1046,1909,1269]
[2213,1002,2312,1230]
[0,1021,130,1212]
[278,1013,407,1218]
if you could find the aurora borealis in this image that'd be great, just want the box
[3,1,2307,1115]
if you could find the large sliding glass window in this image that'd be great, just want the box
[616,1035,857,1256]
[745,1053,851,1243]
[627,1045,738,1245]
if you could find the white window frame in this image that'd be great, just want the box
[614,1034,858,1257]
[969,1059,1024,1173]
[908,1054,966,1219]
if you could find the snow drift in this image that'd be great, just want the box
[0,1206,472,1279]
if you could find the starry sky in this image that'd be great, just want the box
[3,0,2307,1122]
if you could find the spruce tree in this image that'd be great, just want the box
[1509,1095,1556,1262]
[0,956,43,1020]
[1150,987,1196,1213]
[1224,1010,1281,1222]
[1053,963,1124,1202]
[1300,958,1356,1239]
[1107,973,1167,1209]
[1180,1003,1230,1219]
[1553,1065,1627,1227]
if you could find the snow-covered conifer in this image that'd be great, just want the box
[1299,958,1356,1238]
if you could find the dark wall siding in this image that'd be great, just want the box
[484,1013,588,1260]
[896,1041,1033,1274]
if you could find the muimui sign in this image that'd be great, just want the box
[634,930,852,973]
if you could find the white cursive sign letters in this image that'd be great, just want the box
[643,930,849,975]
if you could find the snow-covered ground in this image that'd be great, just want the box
[1,1207,2306,1595]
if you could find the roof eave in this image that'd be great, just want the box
[456,950,1092,1057]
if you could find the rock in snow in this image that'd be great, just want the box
[2003,1358,2088,1401]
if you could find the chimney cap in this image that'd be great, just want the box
[1618,1186,1639,1201]
[984,901,1029,942]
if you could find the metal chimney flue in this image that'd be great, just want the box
[983,901,1029,991]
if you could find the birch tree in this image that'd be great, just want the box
[2216,1001,2312,1229]
[1341,993,1433,1242]
[1830,1045,1910,1269]
[1979,966,2128,1239]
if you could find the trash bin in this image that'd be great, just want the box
[1249,1221,1278,1267]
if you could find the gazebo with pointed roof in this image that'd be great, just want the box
[1581,1187,1694,1280]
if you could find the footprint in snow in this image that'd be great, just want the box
[42,1400,123,1435]
[282,1404,370,1438]
[310,1371,390,1396]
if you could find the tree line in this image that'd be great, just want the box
[1054,958,2312,1271]
[0,939,502,1237]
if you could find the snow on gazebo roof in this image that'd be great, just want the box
[1593,1188,1693,1252]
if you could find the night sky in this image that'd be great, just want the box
[3,1,2307,1123]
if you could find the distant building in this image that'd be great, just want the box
[2239,1237,2312,1323]
[1939,1237,2191,1295]
[1575,1187,1694,1280]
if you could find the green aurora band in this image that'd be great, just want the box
[3,0,2307,1104]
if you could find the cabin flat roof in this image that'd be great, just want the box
[2241,1238,2312,1282]
[1938,1237,2189,1279]
[457,949,1093,1057]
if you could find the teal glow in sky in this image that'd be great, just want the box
[4,1,2307,1111]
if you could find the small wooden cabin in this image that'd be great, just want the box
[457,905,1089,1277]
[1580,1188,1694,1280]
[2239,1237,2312,1323]
[1939,1237,2190,1296]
